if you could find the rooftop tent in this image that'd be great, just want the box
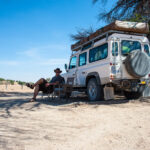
[71,20,149,51]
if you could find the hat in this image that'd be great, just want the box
[54,68,62,73]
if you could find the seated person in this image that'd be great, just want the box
[26,68,65,102]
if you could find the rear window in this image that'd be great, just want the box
[89,43,108,63]
[144,44,150,56]
[112,42,118,56]
[121,40,141,56]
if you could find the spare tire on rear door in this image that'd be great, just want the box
[125,50,150,78]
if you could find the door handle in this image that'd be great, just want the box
[82,72,86,74]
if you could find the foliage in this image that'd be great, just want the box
[46,78,51,82]
[0,78,15,85]
[0,78,5,81]
[93,0,150,23]
[128,13,150,40]
[7,80,15,85]
[71,0,150,42]
[0,77,28,85]
[129,13,146,22]
[16,81,26,85]
[70,27,95,41]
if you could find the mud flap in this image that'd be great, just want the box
[142,85,150,97]
[104,86,115,100]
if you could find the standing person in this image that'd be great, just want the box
[26,68,65,102]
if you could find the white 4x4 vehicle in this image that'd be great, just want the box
[62,21,150,101]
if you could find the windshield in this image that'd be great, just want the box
[121,40,141,56]
[69,56,77,69]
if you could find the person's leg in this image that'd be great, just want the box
[30,85,40,102]
[33,78,46,88]
[33,85,40,99]
[26,78,46,89]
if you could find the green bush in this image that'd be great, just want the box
[6,80,15,85]
[0,78,5,81]
[46,78,51,82]
[17,81,26,85]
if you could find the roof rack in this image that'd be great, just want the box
[71,30,146,52]
[71,21,149,52]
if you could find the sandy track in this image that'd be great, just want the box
[0,92,150,150]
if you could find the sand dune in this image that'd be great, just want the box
[0,89,150,150]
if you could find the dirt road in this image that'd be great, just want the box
[0,92,150,150]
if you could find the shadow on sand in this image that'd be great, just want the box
[0,91,149,117]
[0,91,32,97]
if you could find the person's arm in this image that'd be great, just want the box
[45,82,58,87]
[50,81,59,85]
[61,77,65,84]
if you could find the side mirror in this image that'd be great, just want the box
[64,64,68,72]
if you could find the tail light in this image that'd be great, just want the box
[110,74,116,80]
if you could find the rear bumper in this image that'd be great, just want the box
[112,79,150,92]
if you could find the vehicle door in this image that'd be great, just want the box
[120,39,142,79]
[67,55,78,86]
[76,52,87,87]
[110,40,122,79]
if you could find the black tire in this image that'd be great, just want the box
[125,50,150,78]
[124,91,142,100]
[87,78,104,101]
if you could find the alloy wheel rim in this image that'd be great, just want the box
[89,83,97,100]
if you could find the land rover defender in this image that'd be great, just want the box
[62,21,150,101]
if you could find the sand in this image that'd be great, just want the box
[0,86,150,150]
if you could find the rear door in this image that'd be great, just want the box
[120,39,142,79]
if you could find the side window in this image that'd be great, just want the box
[79,52,87,66]
[112,42,118,56]
[144,44,150,56]
[89,43,108,63]
[69,56,77,69]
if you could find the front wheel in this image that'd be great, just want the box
[124,91,142,100]
[87,78,103,101]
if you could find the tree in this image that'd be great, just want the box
[0,78,5,81]
[70,27,95,41]
[0,78,5,85]
[17,81,26,86]
[7,80,15,85]
[71,0,150,42]
[128,13,150,40]
[46,78,51,82]
[93,0,150,23]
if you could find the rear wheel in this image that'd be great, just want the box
[124,91,142,100]
[87,78,103,101]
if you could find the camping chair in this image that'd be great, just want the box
[41,91,52,100]
[52,77,74,101]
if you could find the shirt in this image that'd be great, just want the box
[50,75,65,84]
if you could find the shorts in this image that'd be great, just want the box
[39,78,54,94]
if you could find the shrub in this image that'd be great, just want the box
[0,78,5,81]
[6,80,15,85]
